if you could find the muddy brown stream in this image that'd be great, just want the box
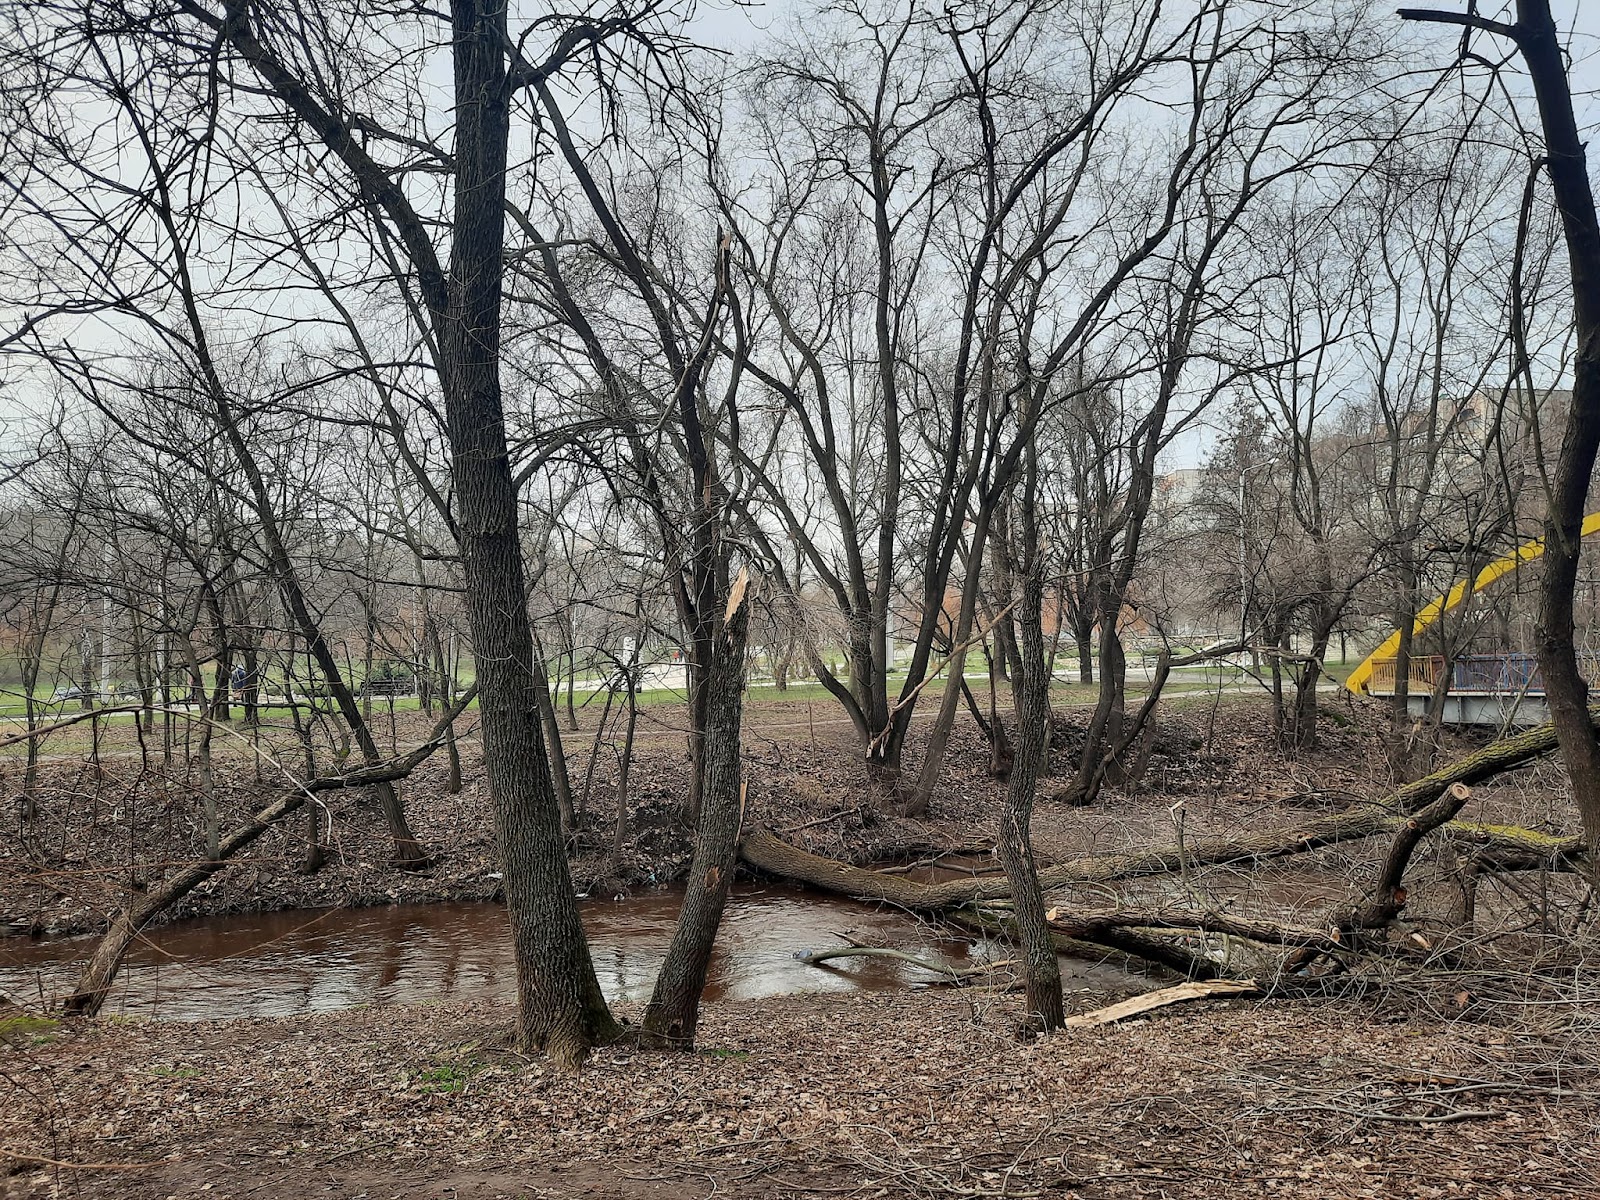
[0,885,1142,1021]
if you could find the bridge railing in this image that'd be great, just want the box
[1365,651,1600,697]
[1366,655,1445,694]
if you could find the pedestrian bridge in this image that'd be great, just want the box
[1361,652,1600,726]
[1345,513,1600,726]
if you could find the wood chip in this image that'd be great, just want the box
[1064,979,1260,1027]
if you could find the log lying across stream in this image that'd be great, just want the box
[740,714,1594,976]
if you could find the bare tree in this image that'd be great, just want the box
[1402,0,1600,852]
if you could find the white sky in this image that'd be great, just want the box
[682,0,1599,472]
[2,0,1598,476]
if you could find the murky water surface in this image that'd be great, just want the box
[0,885,1140,1021]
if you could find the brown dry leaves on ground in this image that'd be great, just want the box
[5,989,1599,1200]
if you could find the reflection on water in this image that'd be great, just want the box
[0,885,1142,1022]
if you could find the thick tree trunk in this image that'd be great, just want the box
[440,0,617,1067]
[641,597,750,1047]
[242,643,260,726]
[213,649,231,723]
[1287,617,1334,753]
[1513,1,1600,859]
[847,627,891,770]
[1075,618,1094,685]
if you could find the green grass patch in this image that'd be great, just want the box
[699,1046,751,1061]
[412,1061,485,1094]
[0,1015,60,1048]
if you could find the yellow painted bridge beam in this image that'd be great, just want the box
[1345,512,1600,695]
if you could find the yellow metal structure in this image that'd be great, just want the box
[1345,512,1600,695]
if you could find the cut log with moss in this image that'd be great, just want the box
[1444,820,1587,872]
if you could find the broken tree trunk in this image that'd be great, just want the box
[641,564,753,1049]
[1291,782,1476,969]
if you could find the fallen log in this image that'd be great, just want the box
[1443,820,1587,873]
[1044,908,1343,954]
[739,716,1581,911]
[953,906,1223,980]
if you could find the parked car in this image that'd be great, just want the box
[49,685,97,704]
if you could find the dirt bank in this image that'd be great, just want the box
[3,695,1008,937]
[0,693,1577,945]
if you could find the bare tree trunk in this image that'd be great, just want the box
[436,0,616,1064]
[1288,616,1335,753]
[1514,8,1600,854]
[1402,1,1600,853]
[180,636,220,860]
[293,691,327,875]
[563,619,579,733]
[1074,614,1094,685]
[608,630,640,857]
[613,660,640,857]
[995,457,1064,1032]
[242,642,260,727]
[426,616,462,795]
[213,646,231,723]
[579,680,619,820]
[533,632,575,834]
[1387,556,1419,781]
[1268,618,1287,744]
[1065,584,1131,805]
[981,640,1013,777]
[642,595,749,1046]
[902,510,993,815]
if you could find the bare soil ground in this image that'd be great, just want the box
[4,988,1598,1199]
